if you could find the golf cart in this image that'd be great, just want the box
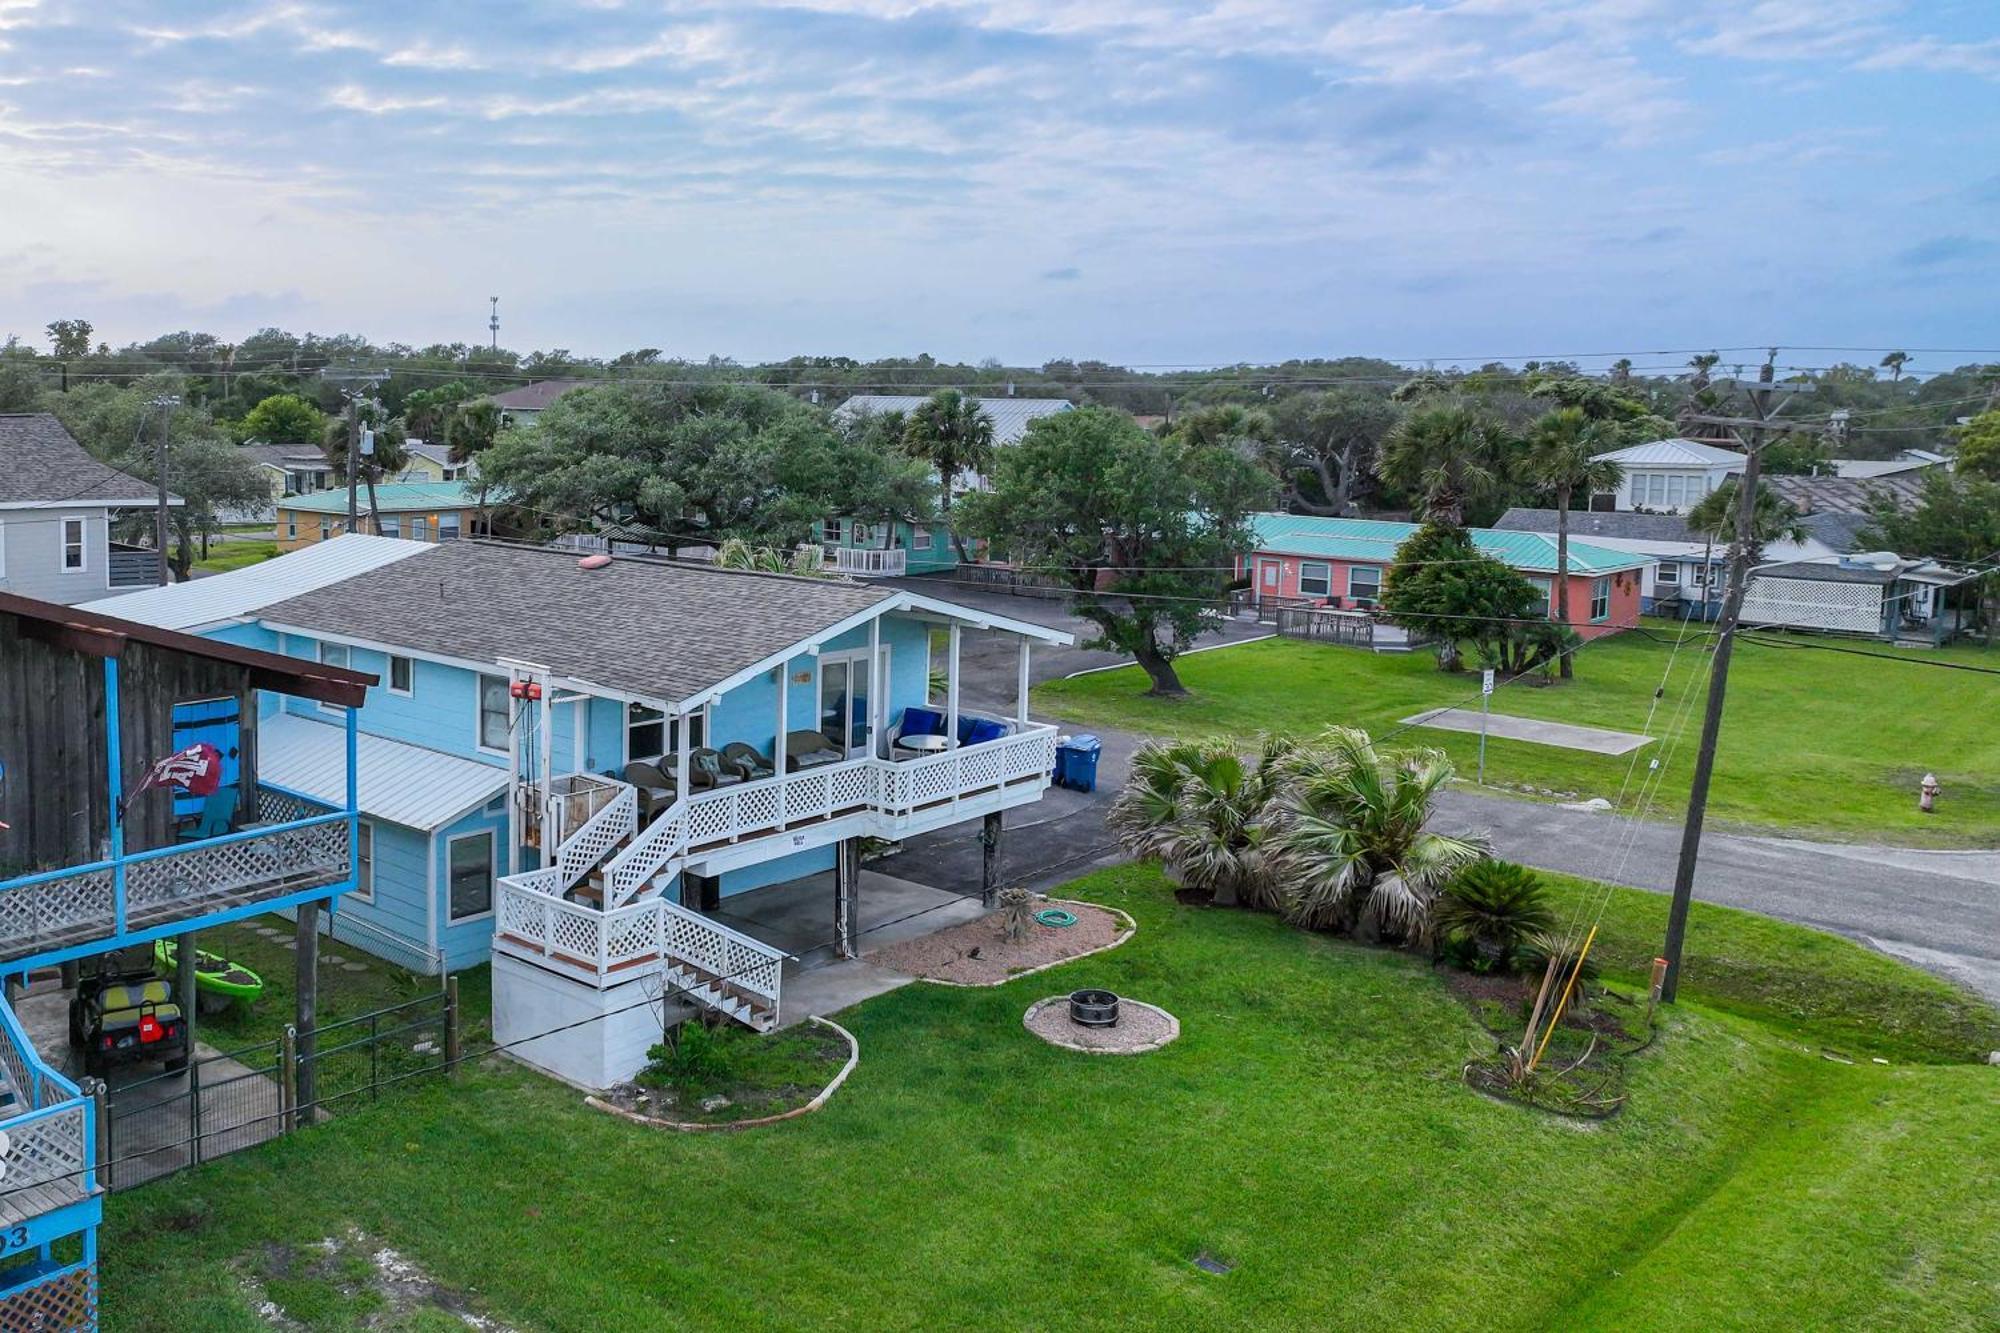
[69,946,189,1077]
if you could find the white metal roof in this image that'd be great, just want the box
[78,535,436,631]
[1592,438,1747,468]
[259,712,507,832]
[833,394,1073,446]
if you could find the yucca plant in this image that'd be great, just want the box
[1433,859,1557,973]
[1268,727,1487,943]
[1108,735,1296,909]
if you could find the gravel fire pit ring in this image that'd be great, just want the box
[1024,995,1180,1055]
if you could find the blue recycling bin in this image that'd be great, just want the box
[1054,734,1102,793]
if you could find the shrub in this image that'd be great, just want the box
[641,1017,735,1090]
[1519,928,1602,994]
[1434,859,1557,974]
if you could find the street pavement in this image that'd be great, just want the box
[886,575,2000,1004]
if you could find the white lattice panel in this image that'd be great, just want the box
[736,783,780,833]
[1742,576,1883,634]
[556,787,636,888]
[686,795,737,844]
[547,907,601,961]
[497,882,548,946]
[608,806,686,903]
[2,1103,89,1194]
[127,820,347,916]
[0,869,115,956]
[602,908,659,964]
[257,787,333,823]
[961,748,1002,790]
[787,771,830,820]
[829,764,874,809]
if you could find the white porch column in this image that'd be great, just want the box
[946,622,961,746]
[775,659,789,827]
[537,677,555,869]
[505,672,522,876]
[1015,640,1031,724]
[673,714,691,799]
[867,615,881,755]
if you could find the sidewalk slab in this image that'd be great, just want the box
[1399,707,1655,755]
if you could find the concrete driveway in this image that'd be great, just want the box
[890,576,2000,1005]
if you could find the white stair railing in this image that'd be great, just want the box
[553,785,637,891]
[660,901,784,1011]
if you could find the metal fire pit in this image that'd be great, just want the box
[1068,989,1120,1028]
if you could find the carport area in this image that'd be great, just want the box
[10,966,288,1189]
[710,869,990,1026]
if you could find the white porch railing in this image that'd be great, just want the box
[494,722,1059,1024]
[825,545,907,577]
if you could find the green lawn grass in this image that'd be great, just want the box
[192,540,279,574]
[101,865,2000,1331]
[1037,632,2000,845]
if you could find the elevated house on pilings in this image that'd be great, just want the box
[0,593,371,1330]
[87,535,1074,1091]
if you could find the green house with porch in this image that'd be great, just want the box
[818,516,958,578]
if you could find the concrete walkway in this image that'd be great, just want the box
[1399,707,1656,755]
[714,870,990,1027]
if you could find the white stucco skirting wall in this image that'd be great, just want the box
[491,950,686,1092]
[583,1016,861,1132]
[914,898,1137,989]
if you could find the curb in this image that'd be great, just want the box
[584,1015,860,1133]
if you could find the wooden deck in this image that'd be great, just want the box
[0,1179,92,1229]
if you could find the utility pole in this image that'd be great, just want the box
[1658,353,1817,1002]
[148,394,181,585]
[320,367,388,536]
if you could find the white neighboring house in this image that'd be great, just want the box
[832,393,1074,493]
[0,413,178,603]
[1591,438,1745,513]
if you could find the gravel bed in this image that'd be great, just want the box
[1023,996,1180,1054]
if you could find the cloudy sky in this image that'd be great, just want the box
[1,0,1996,367]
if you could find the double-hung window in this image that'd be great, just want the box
[1299,562,1331,598]
[477,674,511,753]
[60,517,86,572]
[388,655,414,695]
[439,513,461,541]
[448,831,495,921]
[318,642,349,714]
[820,519,841,543]
[912,526,932,551]
[1654,561,1679,586]
[1347,565,1382,602]
[378,515,401,538]
[1590,577,1611,622]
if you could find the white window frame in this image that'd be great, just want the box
[388,655,414,696]
[820,518,841,544]
[1666,474,1686,508]
[1525,574,1554,599]
[0,519,6,577]
[1298,561,1331,598]
[445,829,496,923]
[1653,561,1679,586]
[377,515,401,538]
[59,517,87,573]
[911,525,932,552]
[318,641,350,715]
[351,820,375,902]
[1590,577,1611,623]
[476,674,511,756]
[1347,565,1383,601]
[438,512,461,541]
[319,518,331,541]
[626,702,666,762]
[851,520,873,546]
[286,512,298,540]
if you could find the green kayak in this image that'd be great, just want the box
[154,939,265,1001]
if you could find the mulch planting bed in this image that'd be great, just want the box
[867,900,1130,985]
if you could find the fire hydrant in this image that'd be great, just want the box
[1920,773,1940,814]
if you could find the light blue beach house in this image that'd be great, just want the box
[89,536,1071,1088]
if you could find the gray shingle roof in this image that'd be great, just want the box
[1762,473,1926,517]
[0,413,166,506]
[1754,560,1899,585]
[253,540,895,706]
[239,444,332,469]
[1798,510,1871,553]
[486,380,588,411]
[1494,507,1697,542]
[833,394,1073,446]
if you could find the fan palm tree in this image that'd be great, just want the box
[1268,728,1487,943]
[323,410,411,535]
[1524,407,1625,678]
[1685,477,1808,561]
[1108,735,1296,909]
[1377,402,1508,524]
[901,390,995,561]
[1879,350,1911,383]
